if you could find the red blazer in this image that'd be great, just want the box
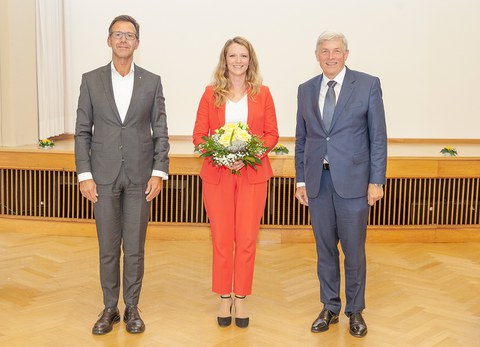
[193,85,279,184]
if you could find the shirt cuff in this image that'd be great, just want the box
[152,170,168,180]
[296,182,306,188]
[78,172,93,182]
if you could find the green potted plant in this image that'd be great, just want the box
[38,139,55,149]
[271,144,289,155]
[440,146,457,156]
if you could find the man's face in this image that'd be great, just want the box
[107,21,139,60]
[315,39,349,79]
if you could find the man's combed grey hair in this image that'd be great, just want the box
[316,31,348,51]
[109,15,140,39]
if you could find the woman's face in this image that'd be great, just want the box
[226,42,249,79]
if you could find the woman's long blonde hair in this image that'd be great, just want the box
[212,36,262,108]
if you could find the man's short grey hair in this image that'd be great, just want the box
[316,31,348,51]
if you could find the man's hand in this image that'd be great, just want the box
[145,176,163,202]
[367,184,384,206]
[79,179,98,203]
[295,186,309,206]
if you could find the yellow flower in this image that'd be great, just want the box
[234,128,251,142]
[219,133,232,146]
[222,123,238,132]
[216,123,251,146]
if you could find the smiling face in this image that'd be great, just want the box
[315,38,349,79]
[107,20,139,61]
[226,42,250,79]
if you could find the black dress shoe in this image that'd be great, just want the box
[124,305,145,334]
[349,312,367,337]
[92,307,120,335]
[311,308,339,333]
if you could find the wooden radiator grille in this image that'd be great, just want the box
[1,169,479,226]
[369,178,480,226]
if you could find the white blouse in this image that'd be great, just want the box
[225,94,248,124]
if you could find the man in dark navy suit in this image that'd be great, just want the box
[295,31,387,338]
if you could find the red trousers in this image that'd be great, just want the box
[202,169,267,295]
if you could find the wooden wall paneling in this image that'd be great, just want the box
[1,142,479,242]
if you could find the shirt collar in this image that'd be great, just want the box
[110,61,135,78]
[322,66,346,87]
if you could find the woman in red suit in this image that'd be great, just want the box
[193,37,279,328]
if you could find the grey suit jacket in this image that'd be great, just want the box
[295,67,387,199]
[75,63,170,185]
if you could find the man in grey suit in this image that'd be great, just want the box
[295,31,387,338]
[75,15,169,335]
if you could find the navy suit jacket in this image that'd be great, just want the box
[295,67,387,199]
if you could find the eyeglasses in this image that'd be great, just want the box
[110,31,138,41]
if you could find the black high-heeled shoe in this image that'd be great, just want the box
[217,295,232,327]
[234,295,249,328]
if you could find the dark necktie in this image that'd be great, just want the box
[323,80,337,131]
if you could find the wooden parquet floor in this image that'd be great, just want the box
[0,231,479,347]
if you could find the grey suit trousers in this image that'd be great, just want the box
[94,165,150,308]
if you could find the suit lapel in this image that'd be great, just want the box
[331,67,355,130]
[100,64,122,123]
[124,64,144,124]
[311,75,326,132]
[247,91,255,130]
[313,75,322,119]
[218,102,226,128]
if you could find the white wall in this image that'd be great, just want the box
[64,0,480,139]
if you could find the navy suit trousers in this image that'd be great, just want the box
[308,169,369,316]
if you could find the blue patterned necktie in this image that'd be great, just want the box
[323,80,337,131]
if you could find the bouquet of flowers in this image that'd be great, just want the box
[195,122,268,174]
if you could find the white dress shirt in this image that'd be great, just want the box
[112,62,135,123]
[318,67,346,119]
